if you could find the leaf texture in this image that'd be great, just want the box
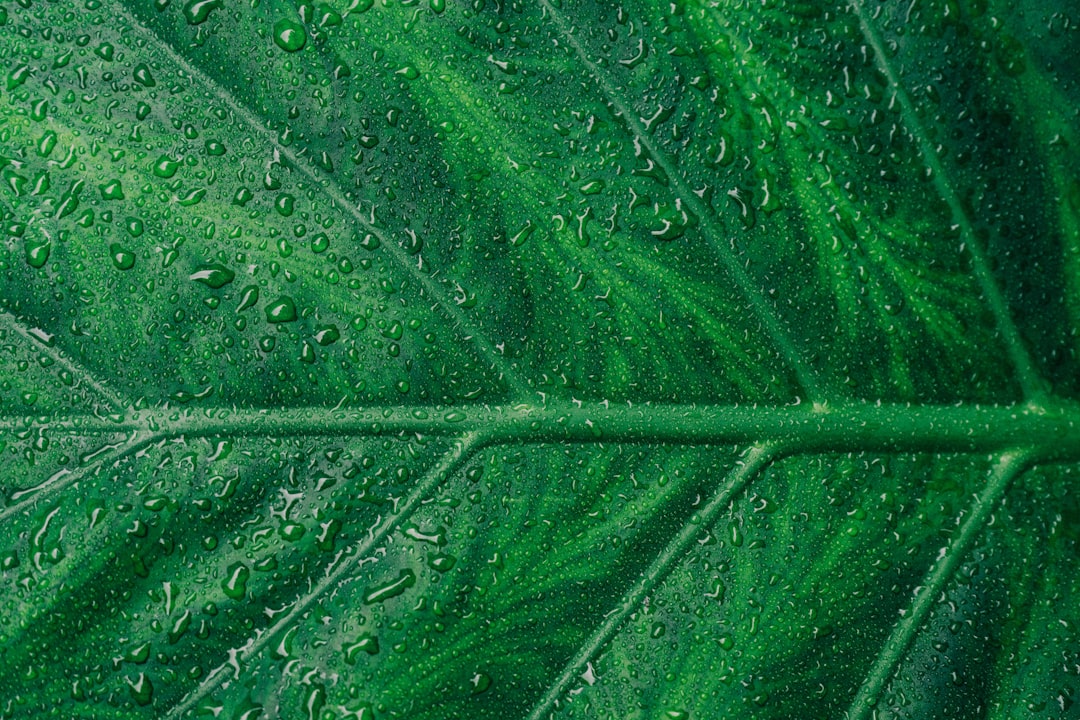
[0,0,1078,718]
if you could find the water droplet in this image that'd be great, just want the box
[168,610,192,644]
[279,522,306,541]
[265,296,298,323]
[177,188,206,206]
[237,285,260,312]
[125,641,151,664]
[25,239,50,269]
[110,245,136,271]
[302,684,326,720]
[313,324,340,345]
[233,187,253,206]
[190,264,236,289]
[153,156,180,178]
[470,672,492,694]
[428,554,456,572]
[275,193,295,216]
[183,0,222,25]
[133,63,156,87]
[222,561,250,600]
[404,525,446,546]
[273,19,307,52]
[580,179,605,195]
[100,180,124,200]
[126,673,154,706]
[362,569,415,604]
[37,131,57,157]
[317,5,343,26]
[5,64,29,91]
[344,634,380,663]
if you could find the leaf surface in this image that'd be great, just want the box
[1,0,1078,718]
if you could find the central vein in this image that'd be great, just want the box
[15,400,1080,460]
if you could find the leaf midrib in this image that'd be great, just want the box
[6,399,1078,530]
[7,400,1080,452]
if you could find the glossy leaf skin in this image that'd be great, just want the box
[0,0,1077,719]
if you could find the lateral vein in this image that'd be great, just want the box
[164,432,485,720]
[845,450,1034,720]
[849,0,1046,402]
[109,0,531,398]
[0,310,128,412]
[524,443,779,720]
[537,0,821,402]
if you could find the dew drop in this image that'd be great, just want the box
[190,264,236,289]
[313,324,340,345]
[127,673,154,706]
[25,239,50,269]
[237,285,260,312]
[152,156,180,179]
[265,296,298,323]
[344,634,380,663]
[183,0,222,25]
[273,19,307,52]
[133,63,156,87]
[110,245,136,271]
[221,562,250,600]
[362,569,416,604]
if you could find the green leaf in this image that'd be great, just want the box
[1,0,1077,718]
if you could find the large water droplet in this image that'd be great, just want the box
[183,0,222,25]
[265,296,298,323]
[273,19,307,52]
[190,264,236,289]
